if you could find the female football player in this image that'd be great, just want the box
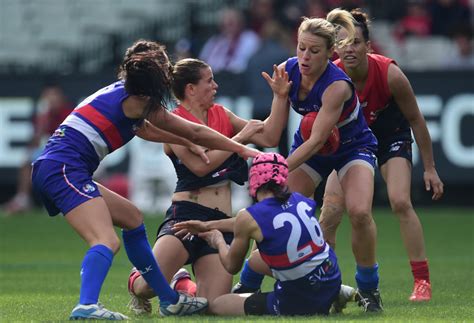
[199,152,342,316]
[236,8,383,312]
[126,58,285,315]
[319,9,443,302]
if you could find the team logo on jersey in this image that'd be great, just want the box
[52,127,66,138]
[291,102,320,113]
[82,183,96,193]
[281,201,293,210]
[212,168,228,178]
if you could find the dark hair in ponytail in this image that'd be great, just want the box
[118,40,173,119]
[122,39,163,60]
[351,8,370,42]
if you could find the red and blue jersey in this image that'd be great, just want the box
[286,58,371,142]
[36,81,142,172]
[285,57,377,159]
[167,104,248,191]
[334,54,411,142]
[246,192,330,281]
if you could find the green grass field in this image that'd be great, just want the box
[1,207,473,322]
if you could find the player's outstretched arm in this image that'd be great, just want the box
[199,210,256,274]
[149,109,259,159]
[173,218,236,237]
[135,120,209,164]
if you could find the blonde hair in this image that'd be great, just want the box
[298,8,356,49]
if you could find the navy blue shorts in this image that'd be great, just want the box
[31,159,101,216]
[157,201,234,265]
[245,249,341,316]
[291,130,377,181]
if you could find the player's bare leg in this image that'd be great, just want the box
[381,158,431,301]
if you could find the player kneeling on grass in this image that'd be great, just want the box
[189,152,347,316]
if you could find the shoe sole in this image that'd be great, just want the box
[159,302,208,316]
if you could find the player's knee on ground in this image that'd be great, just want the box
[243,293,268,315]
[209,294,249,316]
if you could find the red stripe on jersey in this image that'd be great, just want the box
[260,240,324,268]
[75,104,123,150]
[338,95,358,123]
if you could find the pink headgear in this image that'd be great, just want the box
[249,152,289,198]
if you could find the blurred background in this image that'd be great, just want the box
[0,0,472,214]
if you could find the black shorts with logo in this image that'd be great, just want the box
[377,133,413,167]
[157,201,234,265]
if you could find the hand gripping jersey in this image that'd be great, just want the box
[246,192,330,281]
[286,57,375,147]
[36,81,142,172]
[334,54,411,142]
[167,104,248,192]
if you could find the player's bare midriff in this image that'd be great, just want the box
[171,180,233,217]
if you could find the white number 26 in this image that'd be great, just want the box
[273,201,324,263]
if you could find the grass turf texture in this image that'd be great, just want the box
[0,208,473,322]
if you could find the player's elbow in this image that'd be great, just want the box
[225,263,241,275]
[227,267,240,275]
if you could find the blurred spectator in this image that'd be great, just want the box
[199,7,260,97]
[430,0,471,36]
[394,0,432,41]
[245,20,292,156]
[304,0,330,18]
[247,0,277,35]
[173,38,193,61]
[444,25,474,68]
[279,2,304,44]
[3,84,73,215]
[199,7,260,74]
[279,0,329,46]
[326,0,365,11]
